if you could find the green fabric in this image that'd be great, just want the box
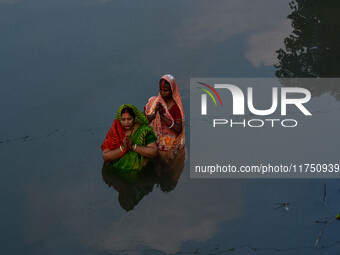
[116,104,149,125]
[145,132,157,144]
[104,159,155,184]
[112,104,156,173]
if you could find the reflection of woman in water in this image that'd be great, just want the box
[145,74,185,160]
[102,155,184,210]
[101,104,158,174]
[102,164,155,211]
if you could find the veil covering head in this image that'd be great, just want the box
[116,104,149,125]
[145,74,185,152]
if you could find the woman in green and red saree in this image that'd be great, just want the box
[101,104,158,176]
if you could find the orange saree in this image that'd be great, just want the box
[145,74,185,156]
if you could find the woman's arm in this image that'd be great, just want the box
[144,104,160,123]
[159,114,182,134]
[155,103,182,134]
[102,136,129,162]
[102,148,123,162]
[132,142,158,158]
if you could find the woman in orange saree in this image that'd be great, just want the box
[145,74,185,161]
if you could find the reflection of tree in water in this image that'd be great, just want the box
[275,0,340,99]
[276,0,340,78]
[102,149,185,211]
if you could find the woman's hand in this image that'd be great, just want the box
[155,103,164,114]
[144,109,156,122]
[122,136,129,150]
[146,103,164,123]
[126,136,134,149]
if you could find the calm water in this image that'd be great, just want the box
[1,0,340,254]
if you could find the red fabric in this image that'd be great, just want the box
[168,103,181,122]
[101,119,128,157]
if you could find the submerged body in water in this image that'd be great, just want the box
[102,147,185,211]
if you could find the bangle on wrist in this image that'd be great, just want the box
[120,145,125,152]
[169,121,174,129]
[133,144,137,151]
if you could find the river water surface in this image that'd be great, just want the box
[1,0,340,254]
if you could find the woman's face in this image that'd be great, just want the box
[120,112,134,130]
[159,81,172,101]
